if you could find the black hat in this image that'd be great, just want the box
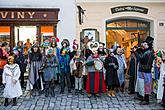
[61,39,70,47]
[143,36,154,44]
[99,42,105,46]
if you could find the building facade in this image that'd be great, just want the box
[76,0,165,58]
[0,0,76,49]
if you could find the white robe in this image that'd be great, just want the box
[2,64,22,98]
[157,63,165,101]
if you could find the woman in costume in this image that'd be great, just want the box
[28,44,43,95]
[13,41,26,88]
[42,49,58,97]
[104,49,119,97]
[2,55,22,106]
[86,41,106,97]
[115,47,127,92]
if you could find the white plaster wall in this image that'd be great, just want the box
[0,0,77,48]
[76,2,165,50]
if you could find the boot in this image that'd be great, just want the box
[79,89,84,95]
[45,89,49,97]
[13,98,17,106]
[111,90,116,97]
[4,98,9,106]
[75,89,78,95]
[51,88,55,97]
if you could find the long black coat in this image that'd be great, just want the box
[104,56,119,87]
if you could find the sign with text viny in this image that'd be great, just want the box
[0,8,59,23]
[111,6,148,14]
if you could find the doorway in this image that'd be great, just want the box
[14,26,37,46]
[106,19,150,59]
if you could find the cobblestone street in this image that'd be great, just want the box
[0,85,164,110]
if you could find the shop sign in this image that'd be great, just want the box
[111,6,148,14]
[0,8,59,22]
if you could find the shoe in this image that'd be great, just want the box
[51,88,55,97]
[68,90,72,93]
[79,89,84,95]
[139,101,149,105]
[4,98,9,107]
[87,94,92,98]
[107,90,112,97]
[60,91,64,94]
[13,98,17,106]
[95,93,100,97]
[111,90,116,97]
[128,91,135,94]
[45,89,49,97]
[75,89,78,95]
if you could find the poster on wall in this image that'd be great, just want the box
[84,30,96,41]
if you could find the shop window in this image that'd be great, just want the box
[0,26,10,46]
[41,26,54,43]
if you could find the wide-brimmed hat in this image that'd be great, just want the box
[61,39,70,47]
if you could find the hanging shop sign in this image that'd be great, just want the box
[111,6,148,14]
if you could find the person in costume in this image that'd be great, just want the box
[157,51,165,103]
[104,49,119,97]
[28,44,43,95]
[13,41,26,88]
[133,36,155,105]
[49,38,61,83]
[59,48,71,94]
[0,42,9,85]
[98,42,106,56]
[152,51,162,95]
[127,46,138,94]
[86,41,106,97]
[70,50,84,95]
[81,36,92,89]
[42,49,58,97]
[115,47,127,93]
[24,38,32,58]
[2,55,22,106]
[70,39,79,89]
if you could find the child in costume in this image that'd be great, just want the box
[2,55,22,106]
[70,50,84,95]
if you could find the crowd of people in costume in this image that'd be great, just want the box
[0,36,165,107]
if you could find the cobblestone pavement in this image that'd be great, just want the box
[0,85,164,110]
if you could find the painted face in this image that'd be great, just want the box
[63,43,67,47]
[92,50,98,55]
[142,42,149,49]
[8,57,14,64]
[33,47,38,52]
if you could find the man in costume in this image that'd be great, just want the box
[134,36,155,105]
[127,46,138,94]
[86,41,106,97]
